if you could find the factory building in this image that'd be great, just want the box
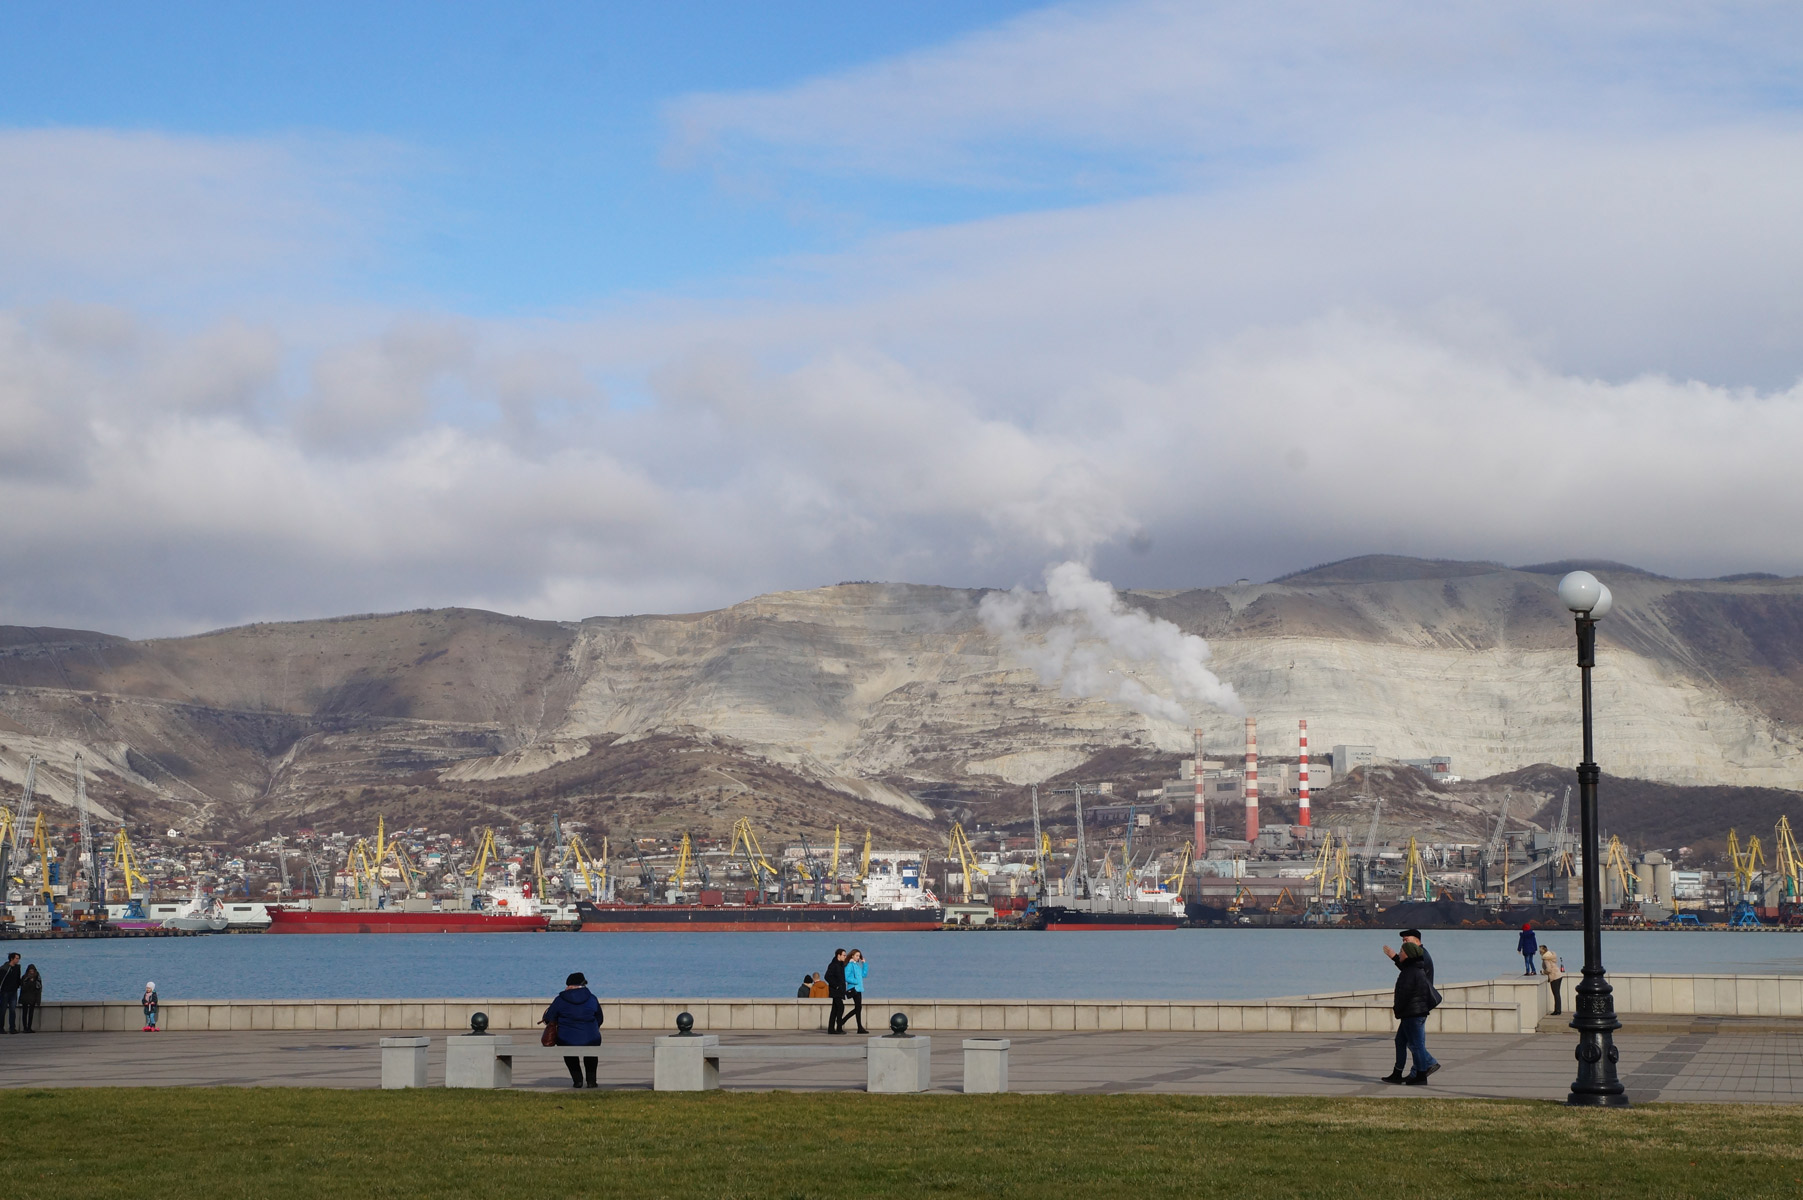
[1331,745,1375,776]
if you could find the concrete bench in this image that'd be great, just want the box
[443,1035,651,1089]
[427,1011,942,1093]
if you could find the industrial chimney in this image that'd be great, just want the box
[1244,716,1259,844]
[1298,719,1311,828]
[1193,727,1207,860]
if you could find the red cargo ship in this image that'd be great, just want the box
[265,904,547,934]
[576,895,942,932]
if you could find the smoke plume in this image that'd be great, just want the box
[979,561,1243,737]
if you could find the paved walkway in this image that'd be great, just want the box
[3,1028,1798,1102]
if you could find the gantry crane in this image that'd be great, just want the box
[1401,836,1433,902]
[730,818,782,899]
[111,827,148,899]
[2,756,38,894]
[467,827,499,893]
[1604,835,1639,911]
[948,823,984,902]
[1727,829,1765,925]
[672,833,694,897]
[1162,841,1193,894]
[1773,816,1802,921]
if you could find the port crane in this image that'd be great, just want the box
[1356,796,1384,898]
[1,755,37,893]
[1400,836,1433,902]
[1727,829,1765,926]
[1774,816,1802,921]
[730,818,783,900]
[1028,785,1048,899]
[947,823,984,902]
[672,834,694,899]
[111,827,148,899]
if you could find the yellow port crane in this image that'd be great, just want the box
[1401,836,1433,902]
[948,823,984,902]
[1727,829,1765,902]
[829,825,842,883]
[1162,841,1193,893]
[468,826,499,892]
[1604,835,1638,905]
[111,827,148,897]
[672,833,693,895]
[1773,816,1802,905]
[562,834,602,896]
[730,818,782,897]
[1309,832,1350,901]
[33,812,52,901]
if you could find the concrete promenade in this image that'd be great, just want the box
[3,1026,1799,1103]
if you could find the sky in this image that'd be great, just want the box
[3,0,1803,636]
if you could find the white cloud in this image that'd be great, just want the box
[6,3,1803,635]
[0,128,392,309]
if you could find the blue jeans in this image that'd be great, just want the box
[0,991,16,1033]
[1394,1015,1436,1074]
[1523,951,1538,974]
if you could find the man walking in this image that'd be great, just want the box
[1517,923,1539,976]
[1393,928,1433,986]
[824,948,849,1034]
[1380,942,1440,1084]
[0,953,22,1034]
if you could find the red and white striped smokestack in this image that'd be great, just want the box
[1244,715,1259,844]
[1193,727,1207,859]
[1298,719,1311,828]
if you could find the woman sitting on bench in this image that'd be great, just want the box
[542,972,603,1089]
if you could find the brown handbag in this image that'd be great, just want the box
[541,1017,558,1047]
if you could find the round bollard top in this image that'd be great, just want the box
[467,1012,489,1035]
[887,1012,911,1038]
[675,1010,696,1035]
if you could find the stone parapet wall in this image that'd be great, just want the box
[32,991,1521,1035]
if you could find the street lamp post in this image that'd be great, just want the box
[1557,570,1629,1108]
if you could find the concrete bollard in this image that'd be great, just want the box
[380,1036,430,1089]
[446,1035,513,1089]
[961,1038,1010,1094]
[653,1034,721,1091]
[867,1034,931,1093]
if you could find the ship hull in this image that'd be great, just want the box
[265,908,547,934]
[575,903,942,932]
[1040,907,1181,931]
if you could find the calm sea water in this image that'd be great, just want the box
[11,929,1803,1004]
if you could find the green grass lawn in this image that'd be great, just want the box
[4,1090,1800,1199]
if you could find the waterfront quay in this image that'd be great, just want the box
[5,1025,1799,1104]
[9,974,1802,1104]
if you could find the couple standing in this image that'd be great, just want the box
[822,948,868,1035]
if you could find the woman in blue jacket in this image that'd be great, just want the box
[843,949,869,1035]
[542,972,603,1088]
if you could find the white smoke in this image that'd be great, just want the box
[979,561,1243,737]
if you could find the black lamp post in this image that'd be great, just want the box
[1557,570,1629,1108]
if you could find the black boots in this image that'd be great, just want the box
[1381,1071,1405,1084]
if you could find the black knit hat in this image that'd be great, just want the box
[566,972,587,987]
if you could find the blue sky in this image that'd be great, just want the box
[1,2,1055,312]
[3,2,1803,634]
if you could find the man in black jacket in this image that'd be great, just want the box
[0,953,21,1034]
[824,949,849,1034]
[1381,942,1441,1084]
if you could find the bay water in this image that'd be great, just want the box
[11,929,1803,1005]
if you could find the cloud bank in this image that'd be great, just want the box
[5,2,1803,634]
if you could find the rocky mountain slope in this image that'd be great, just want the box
[1,557,1799,841]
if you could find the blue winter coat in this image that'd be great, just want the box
[844,961,868,991]
[543,986,603,1046]
[1518,929,1539,955]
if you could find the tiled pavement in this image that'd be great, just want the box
[1,1029,1797,1103]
